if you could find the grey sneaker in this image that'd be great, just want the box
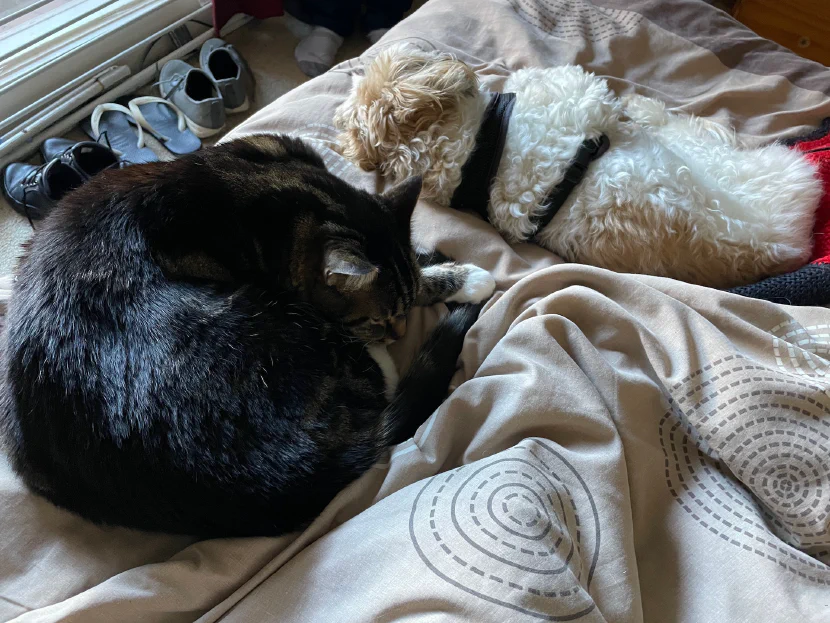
[199,38,255,114]
[159,59,226,138]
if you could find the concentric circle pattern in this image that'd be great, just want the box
[510,0,642,42]
[771,320,830,379]
[661,345,830,581]
[410,441,600,620]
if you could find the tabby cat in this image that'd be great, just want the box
[1,135,495,537]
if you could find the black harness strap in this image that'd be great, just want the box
[449,91,609,239]
[449,92,516,220]
[529,134,610,236]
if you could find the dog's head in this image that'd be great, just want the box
[334,46,481,202]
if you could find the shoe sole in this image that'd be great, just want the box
[225,97,250,115]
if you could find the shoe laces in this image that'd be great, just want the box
[18,162,55,229]
[154,76,187,101]
[19,184,39,230]
[20,162,46,187]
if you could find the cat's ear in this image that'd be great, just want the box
[383,176,422,231]
[323,245,379,291]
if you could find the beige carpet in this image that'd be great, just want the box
[0,16,371,275]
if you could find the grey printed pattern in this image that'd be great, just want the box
[661,343,830,581]
[771,320,830,379]
[510,0,642,42]
[410,440,600,621]
[287,124,360,179]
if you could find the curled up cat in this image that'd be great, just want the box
[0,134,495,537]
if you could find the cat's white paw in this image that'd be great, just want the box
[447,265,496,304]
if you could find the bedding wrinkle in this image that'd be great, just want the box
[3,0,830,621]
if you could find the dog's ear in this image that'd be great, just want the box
[334,47,478,176]
[334,73,381,172]
[377,48,479,127]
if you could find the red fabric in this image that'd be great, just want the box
[790,134,830,265]
[212,0,282,34]
[725,122,830,306]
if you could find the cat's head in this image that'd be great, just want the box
[190,134,425,344]
[312,176,424,343]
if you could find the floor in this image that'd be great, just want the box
[0,15,372,274]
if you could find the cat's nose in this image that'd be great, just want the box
[389,317,407,340]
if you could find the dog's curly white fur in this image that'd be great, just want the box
[335,47,822,288]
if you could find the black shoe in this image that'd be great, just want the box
[40,138,119,180]
[2,159,83,221]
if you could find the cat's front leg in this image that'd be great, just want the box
[367,343,399,401]
[417,262,496,306]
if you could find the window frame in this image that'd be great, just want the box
[0,0,206,128]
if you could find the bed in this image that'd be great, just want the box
[2,0,830,621]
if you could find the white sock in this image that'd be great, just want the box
[366,28,389,45]
[294,26,344,78]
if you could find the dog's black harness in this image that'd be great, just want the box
[450,92,517,220]
[449,91,610,238]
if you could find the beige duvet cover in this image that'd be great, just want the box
[2,0,830,621]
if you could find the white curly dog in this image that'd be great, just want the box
[334,46,822,289]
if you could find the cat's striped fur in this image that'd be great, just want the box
[1,135,494,537]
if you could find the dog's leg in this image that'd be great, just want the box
[624,93,739,146]
[621,94,669,127]
[417,262,495,306]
